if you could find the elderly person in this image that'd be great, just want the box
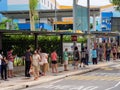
[32,50,41,80]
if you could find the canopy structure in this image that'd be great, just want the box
[0,8,100,19]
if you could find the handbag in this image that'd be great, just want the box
[39,61,43,65]
[29,66,34,75]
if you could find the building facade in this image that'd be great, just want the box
[0,0,60,31]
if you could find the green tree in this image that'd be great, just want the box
[29,0,39,31]
[0,19,19,30]
[110,0,120,11]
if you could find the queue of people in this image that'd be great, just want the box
[0,44,120,81]
[0,47,16,81]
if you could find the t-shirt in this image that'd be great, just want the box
[41,53,48,63]
[25,51,32,61]
[7,51,14,62]
[32,54,40,66]
[106,49,111,55]
[63,51,68,61]
[51,52,57,61]
[92,49,97,58]
[73,50,80,60]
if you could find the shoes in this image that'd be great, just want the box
[4,79,9,81]
[34,77,39,80]
[64,70,69,71]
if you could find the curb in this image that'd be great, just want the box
[1,62,113,90]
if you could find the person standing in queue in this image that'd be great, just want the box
[51,50,58,73]
[24,47,32,78]
[80,47,86,67]
[73,46,80,69]
[63,48,69,71]
[32,50,41,80]
[85,47,89,65]
[92,47,97,65]
[7,48,16,78]
[40,50,49,76]
[1,56,8,81]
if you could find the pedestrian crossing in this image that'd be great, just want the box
[65,75,120,81]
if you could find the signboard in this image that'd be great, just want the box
[63,43,81,52]
[71,35,77,41]
[74,5,88,32]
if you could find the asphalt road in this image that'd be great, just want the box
[23,61,120,90]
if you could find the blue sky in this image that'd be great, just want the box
[57,0,111,7]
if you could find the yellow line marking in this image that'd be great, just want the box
[66,75,120,81]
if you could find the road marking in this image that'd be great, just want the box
[50,79,64,84]
[66,75,120,81]
[101,67,113,70]
[37,84,98,90]
[105,81,120,90]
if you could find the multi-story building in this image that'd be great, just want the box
[0,0,60,31]
[0,0,120,32]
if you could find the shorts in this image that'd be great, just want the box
[33,65,40,72]
[81,58,86,63]
[51,61,57,64]
[113,53,116,57]
[41,63,49,72]
[64,60,68,65]
[8,61,13,70]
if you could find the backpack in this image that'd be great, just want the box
[75,50,80,60]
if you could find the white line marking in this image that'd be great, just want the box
[105,81,120,90]
[50,79,63,84]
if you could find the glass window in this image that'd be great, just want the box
[48,1,49,7]
[44,0,46,5]
[51,4,53,9]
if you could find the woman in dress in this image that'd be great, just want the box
[32,50,41,80]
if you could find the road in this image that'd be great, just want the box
[22,61,120,90]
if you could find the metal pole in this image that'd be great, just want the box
[87,0,91,62]
[87,0,90,33]
[60,34,63,64]
[73,0,76,33]
[34,34,38,49]
[55,0,57,30]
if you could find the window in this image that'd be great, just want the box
[44,0,46,5]
[48,1,49,7]
[26,19,30,23]
[51,3,53,9]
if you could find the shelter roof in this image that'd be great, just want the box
[0,30,119,37]
[0,8,100,19]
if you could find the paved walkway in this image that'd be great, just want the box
[0,61,114,90]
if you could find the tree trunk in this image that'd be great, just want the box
[29,10,35,31]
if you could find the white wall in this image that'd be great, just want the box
[40,18,48,23]
[8,0,29,5]
[18,19,26,23]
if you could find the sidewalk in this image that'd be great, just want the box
[0,61,114,90]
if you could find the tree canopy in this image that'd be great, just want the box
[110,0,120,11]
